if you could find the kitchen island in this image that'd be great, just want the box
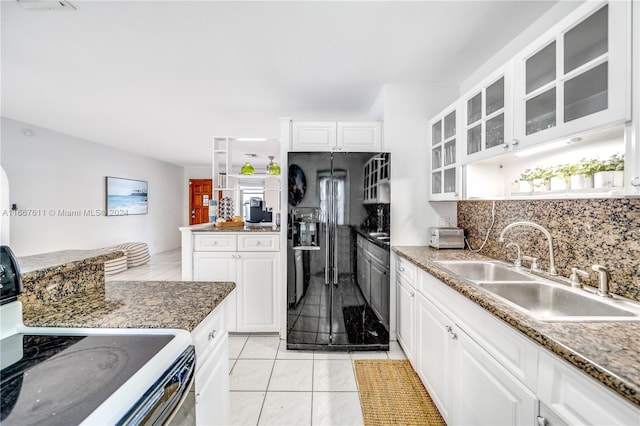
[17,249,235,425]
[21,279,235,331]
[394,246,640,423]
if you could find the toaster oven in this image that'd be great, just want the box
[428,227,465,249]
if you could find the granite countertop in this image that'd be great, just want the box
[393,246,640,408]
[18,249,124,276]
[22,280,236,332]
[191,225,280,233]
[354,227,390,250]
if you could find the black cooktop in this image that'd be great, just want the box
[1,333,173,426]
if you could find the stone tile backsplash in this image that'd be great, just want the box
[458,198,640,301]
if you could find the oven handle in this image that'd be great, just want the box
[117,345,196,426]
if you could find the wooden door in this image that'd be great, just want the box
[189,179,212,225]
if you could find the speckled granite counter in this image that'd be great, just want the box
[22,280,236,332]
[191,225,280,233]
[393,246,640,408]
[18,249,123,275]
[17,249,125,310]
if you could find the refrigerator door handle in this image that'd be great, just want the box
[324,220,330,285]
[333,195,338,285]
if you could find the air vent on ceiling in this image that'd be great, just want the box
[17,0,76,11]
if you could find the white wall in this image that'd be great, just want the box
[1,118,184,256]
[1,166,10,245]
[383,84,458,246]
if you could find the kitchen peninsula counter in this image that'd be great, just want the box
[22,280,236,332]
[184,223,280,233]
[393,246,640,408]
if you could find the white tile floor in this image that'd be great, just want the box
[108,248,407,426]
[105,248,183,282]
[229,335,407,426]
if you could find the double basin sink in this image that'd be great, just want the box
[367,231,390,245]
[435,260,640,322]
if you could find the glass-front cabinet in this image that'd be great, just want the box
[429,104,460,201]
[513,1,631,150]
[462,66,513,163]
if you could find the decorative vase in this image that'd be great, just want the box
[532,178,550,192]
[549,177,569,191]
[240,162,254,175]
[518,180,533,192]
[594,171,624,188]
[570,174,594,190]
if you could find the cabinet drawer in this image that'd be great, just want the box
[395,255,417,283]
[368,244,390,266]
[194,234,237,251]
[191,301,227,366]
[237,234,280,251]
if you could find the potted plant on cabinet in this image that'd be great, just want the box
[570,158,603,190]
[515,168,535,192]
[593,154,624,188]
[550,164,572,191]
[531,166,553,192]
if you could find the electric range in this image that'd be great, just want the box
[0,246,195,426]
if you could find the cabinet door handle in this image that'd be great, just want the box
[511,139,520,146]
[399,267,405,272]
[338,146,343,150]
[236,254,241,259]
[256,241,261,246]
[331,146,337,150]
[231,254,236,259]
[208,329,217,340]
[410,292,415,298]
[631,177,640,187]
[503,142,510,149]
[537,416,548,426]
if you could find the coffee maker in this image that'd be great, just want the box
[244,198,273,223]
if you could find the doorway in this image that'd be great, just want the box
[189,179,213,225]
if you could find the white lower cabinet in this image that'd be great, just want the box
[415,290,535,426]
[393,253,640,426]
[415,292,453,421]
[454,325,536,426]
[395,274,415,363]
[537,350,639,426]
[235,252,278,332]
[191,299,229,425]
[193,233,280,333]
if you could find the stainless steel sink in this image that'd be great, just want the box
[477,281,640,321]
[436,261,535,282]
[367,232,389,238]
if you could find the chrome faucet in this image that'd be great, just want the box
[499,221,557,275]
[592,265,613,298]
[505,242,521,268]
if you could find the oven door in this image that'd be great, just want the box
[117,345,196,426]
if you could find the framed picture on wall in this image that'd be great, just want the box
[105,176,148,216]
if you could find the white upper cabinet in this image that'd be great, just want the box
[512,1,631,150]
[462,65,514,163]
[291,121,382,152]
[428,103,461,201]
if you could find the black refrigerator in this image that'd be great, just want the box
[286,152,390,351]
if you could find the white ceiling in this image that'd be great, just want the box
[1,0,558,167]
